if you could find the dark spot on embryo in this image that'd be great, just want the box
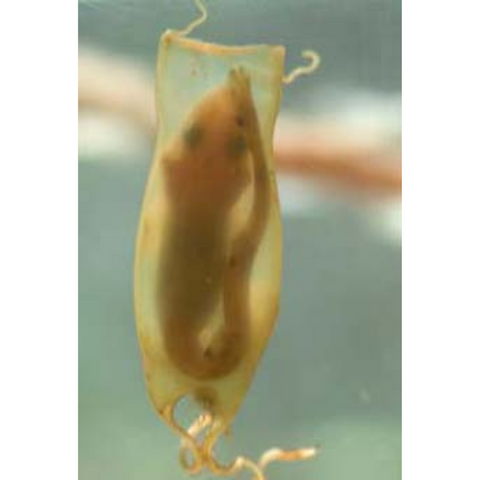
[235,115,245,127]
[228,136,247,158]
[183,123,203,148]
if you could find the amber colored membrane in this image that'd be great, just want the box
[134,31,285,432]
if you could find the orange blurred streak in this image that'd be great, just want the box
[79,49,401,196]
[275,127,401,195]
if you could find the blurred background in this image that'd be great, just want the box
[79,1,401,479]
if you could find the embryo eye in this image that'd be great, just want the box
[228,136,247,158]
[183,123,203,147]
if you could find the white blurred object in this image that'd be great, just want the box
[314,87,401,146]
[364,200,402,245]
[79,111,151,162]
